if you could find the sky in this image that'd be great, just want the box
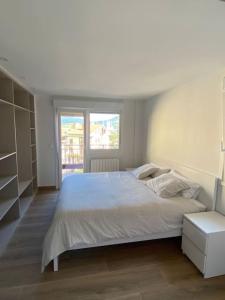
[90,113,119,122]
[61,116,83,124]
[61,114,119,124]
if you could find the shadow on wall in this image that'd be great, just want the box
[142,91,167,164]
[216,174,225,215]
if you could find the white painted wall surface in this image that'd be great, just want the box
[143,73,223,177]
[36,96,144,186]
[134,100,145,166]
[35,95,56,186]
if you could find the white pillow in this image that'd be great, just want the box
[146,172,189,198]
[150,163,171,178]
[171,170,201,199]
[132,163,159,179]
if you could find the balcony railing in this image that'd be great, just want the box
[61,144,84,170]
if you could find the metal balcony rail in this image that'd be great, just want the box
[61,144,84,169]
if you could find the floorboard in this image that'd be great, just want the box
[0,190,225,299]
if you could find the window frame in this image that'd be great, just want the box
[88,111,121,151]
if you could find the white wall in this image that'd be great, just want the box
[35,95,56,186]
[134,100,145,167]
[143,73,223,176]
[36,96,144,186]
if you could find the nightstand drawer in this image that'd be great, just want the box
[182,235,206,273]
[183,218,207,253]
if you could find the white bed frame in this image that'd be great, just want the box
[52,161,219,271]
[53,229,181,271]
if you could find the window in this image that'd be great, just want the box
[89,113,120,149]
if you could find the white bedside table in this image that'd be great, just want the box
[182,211,225,278]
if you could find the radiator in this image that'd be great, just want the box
[90,158,119,172]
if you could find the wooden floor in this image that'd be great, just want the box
[1,190,225,300]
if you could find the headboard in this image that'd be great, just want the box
[152,159,218,211]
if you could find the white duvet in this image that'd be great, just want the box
[42,171,206,271]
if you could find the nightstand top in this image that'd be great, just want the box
[184,211,225,234]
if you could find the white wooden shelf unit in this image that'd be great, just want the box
[0,70,37,252]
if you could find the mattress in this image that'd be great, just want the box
[42,171,206,270]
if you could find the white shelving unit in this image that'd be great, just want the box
[0,152,16,160]
[0,175,17,191]
[0,69,37,253]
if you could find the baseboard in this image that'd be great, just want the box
[38,186,57,191]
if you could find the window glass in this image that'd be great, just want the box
[89,113,120,149]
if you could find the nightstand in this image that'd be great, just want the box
[182,211,225,278]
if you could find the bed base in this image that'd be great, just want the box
[52,229,181,271]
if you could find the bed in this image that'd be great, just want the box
[42,168,216,272]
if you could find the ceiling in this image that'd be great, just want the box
[0,0,225,99]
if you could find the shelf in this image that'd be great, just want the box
[29,94,35,112]
[0,197,18,221]
[0,103,16,154]
[0,99,33,113]
[0,152,16,161]
[0,175,17,191]
[0,72,14,104]
[0,98,14,107]
[31,146,36,162]
[0,69,36,253]
[14,104,30,113]
[18,180,32,196]
[14,82,30,110]
[31,130,36,145]
[30,112,35,129]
